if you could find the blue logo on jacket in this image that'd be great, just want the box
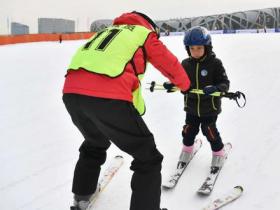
[201,69,208,77]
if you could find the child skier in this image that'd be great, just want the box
[163,26,230,170]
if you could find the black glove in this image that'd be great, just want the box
[163,81,176,93]
[203,85,218,95]
[216,83,229,92]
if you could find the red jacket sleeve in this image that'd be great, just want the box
[144,33,190,91]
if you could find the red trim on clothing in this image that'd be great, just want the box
[183,125,189,134]
[208,126,215,140]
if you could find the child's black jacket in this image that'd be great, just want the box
[181,52,230,117]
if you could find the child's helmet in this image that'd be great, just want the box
[183,26,211,46]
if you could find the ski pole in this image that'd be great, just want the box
[146,81,246,108]
[190,89,247,108]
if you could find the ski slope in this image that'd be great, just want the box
[1,33,280,210]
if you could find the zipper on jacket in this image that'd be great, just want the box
[196,62,201,117]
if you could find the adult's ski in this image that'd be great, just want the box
[201,186,243,210]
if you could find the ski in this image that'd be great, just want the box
[162,139,202,189]
[71,155,124,210]
[197,143,232,195]
[201,186,243,210]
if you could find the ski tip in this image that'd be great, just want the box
[225,142,232,148]
[195,139,203,147]
[195,138,203,143]
[234,185,244,192]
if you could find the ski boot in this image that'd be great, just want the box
[70,183,101,210]
[177,145,193,169]
[211,148,225,173]
[212,147,225,167]
[70,194,92,210]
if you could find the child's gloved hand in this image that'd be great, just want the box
[163,81,176,93]
[203,85,218,95]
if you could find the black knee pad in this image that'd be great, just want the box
[182,124,199,146]
[182,124,199,137]
[181,124,188,137]
[201,122,219,140]
[201,123,223,151]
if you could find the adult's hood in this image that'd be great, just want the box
[113,12,156,32]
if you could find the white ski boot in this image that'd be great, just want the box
[70,194,92,210]
[177,149,193,169]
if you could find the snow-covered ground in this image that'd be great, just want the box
[1,33,280,210]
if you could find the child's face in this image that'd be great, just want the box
[189,45,205,59]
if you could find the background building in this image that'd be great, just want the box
[90,19,113,32]
[11,22,29,35]
[90,7,280,32]
[2,7,280,35]
[38,18,75,33]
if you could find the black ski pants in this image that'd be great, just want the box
[63,94,163,210]
[182,113,224,152]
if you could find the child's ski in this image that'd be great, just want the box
[162,139,202,189]
[197,143,232,195]
[202,186,243,210]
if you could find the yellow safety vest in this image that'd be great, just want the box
[68,25,152,115]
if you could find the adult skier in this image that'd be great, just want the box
[62,11,190,210]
